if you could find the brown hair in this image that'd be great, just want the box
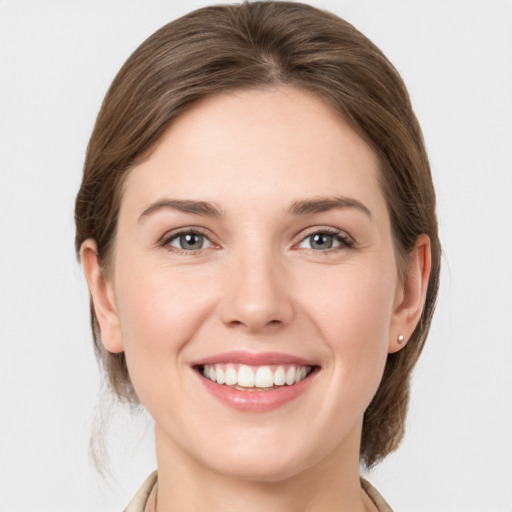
[75,1,440,468]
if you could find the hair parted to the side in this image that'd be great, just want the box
[75,1,440,468]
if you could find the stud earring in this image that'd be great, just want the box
[397,334,405,344]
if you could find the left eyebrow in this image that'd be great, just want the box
[138,199,222,222]
[289,196,372,219]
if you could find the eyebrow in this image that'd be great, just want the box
[289,196,372,218]
[138,199,222,222]
[138,195,372,222]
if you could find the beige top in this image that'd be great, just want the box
[124,471,393,512]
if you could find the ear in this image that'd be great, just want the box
[80,239,124,354]
[389,234,432,354]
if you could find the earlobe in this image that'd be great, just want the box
[80,239,124,354]
[389,234,432,354]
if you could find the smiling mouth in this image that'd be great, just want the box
[197,363,317,391]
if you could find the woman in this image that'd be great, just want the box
[75,2,440,510]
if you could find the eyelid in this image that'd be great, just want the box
[293,226,354,251]
[157,225,354,253]
[158,226,218,251]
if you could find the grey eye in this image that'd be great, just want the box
[297,231,351,251]
[308,233,334,250]
[169,232,211,251]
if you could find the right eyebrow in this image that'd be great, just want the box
[138,199,222,222]
[289,196,372,219]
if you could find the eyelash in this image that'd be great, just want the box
[159,227,214,255]
[159,227,354,254]
[296,227,354,253]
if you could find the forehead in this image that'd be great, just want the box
[121,86,385,216]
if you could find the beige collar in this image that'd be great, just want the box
[124,471,393,512]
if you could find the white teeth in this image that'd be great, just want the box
[216,367,225,385]
[225,365,237,385]
[237,365,255,387]
[255,366,274,388]
[274,366,286,386]
[285,366,296,386]
[202,363,313,388]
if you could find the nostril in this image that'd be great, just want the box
[226,318,283,331]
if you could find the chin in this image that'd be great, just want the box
[184,424,333,484]
[204,450,315,483]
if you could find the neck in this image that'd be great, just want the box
[152,425,376,512]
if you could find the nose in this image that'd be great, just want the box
[217,247,295,332]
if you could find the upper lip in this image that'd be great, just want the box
[191,350,319,367]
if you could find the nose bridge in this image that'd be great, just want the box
[219,236,294,330]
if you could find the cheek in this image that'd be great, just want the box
[114,256,213,351]
[305,258,396,341]
[301,258,397,405]
[111,256,218,409]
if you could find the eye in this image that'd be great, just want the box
[297,230,352,251]
[165,231,212,251]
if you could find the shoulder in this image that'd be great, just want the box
[123,471,158,512]
[360,477,394,512]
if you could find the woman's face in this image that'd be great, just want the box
[93,87,410,481]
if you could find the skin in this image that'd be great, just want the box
[82,86,431,512]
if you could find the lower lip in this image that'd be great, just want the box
[195,369,318,412]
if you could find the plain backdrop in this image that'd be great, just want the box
[1,0,511,510]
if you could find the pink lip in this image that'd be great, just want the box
[191,350,318,367]
[191,351,320,412]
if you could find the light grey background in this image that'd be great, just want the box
[1,0,511,510]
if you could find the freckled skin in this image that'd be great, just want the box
[84,86,426,512]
